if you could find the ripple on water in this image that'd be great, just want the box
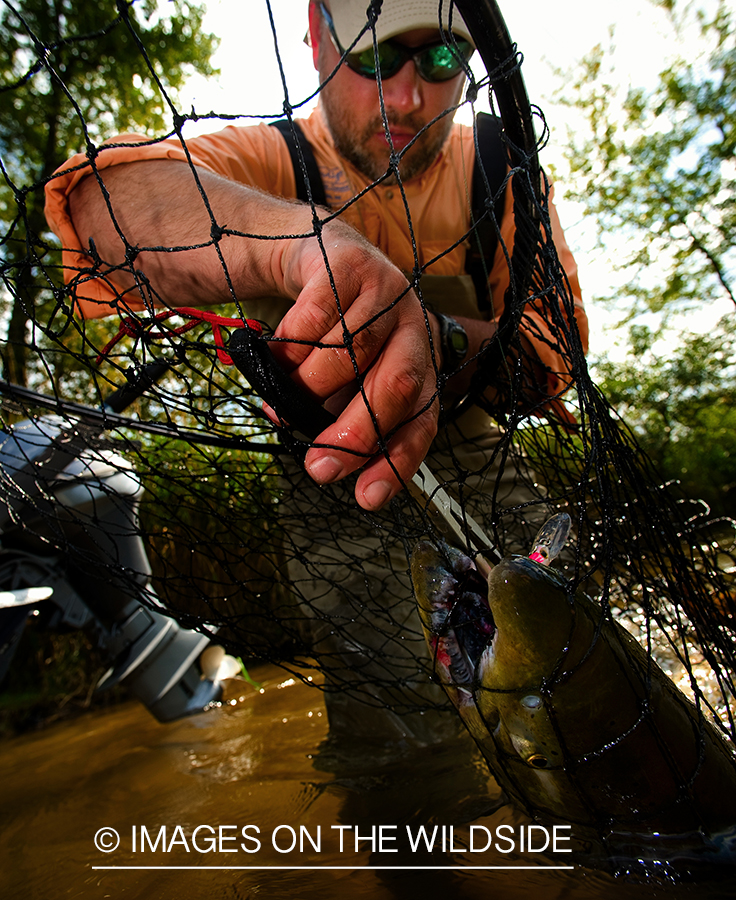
[1,662,734,899]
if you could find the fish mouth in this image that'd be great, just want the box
[419,544,495,702]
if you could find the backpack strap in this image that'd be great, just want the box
[466,112,508,313]
[270,118,328,208]
[271,114,507,312]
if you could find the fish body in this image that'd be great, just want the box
[411,541,736,870]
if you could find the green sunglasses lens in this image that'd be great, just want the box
[346,38,472,83]
[348,42,404,78]
[418,41,471,80]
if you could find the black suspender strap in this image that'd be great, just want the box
[465,112,508,312]
[270,118,328,209]
[270,114,507,301]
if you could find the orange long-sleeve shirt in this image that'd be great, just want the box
[44,104,588,399]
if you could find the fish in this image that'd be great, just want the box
[410,520,736,874]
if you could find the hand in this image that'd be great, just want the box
[67,161,441,510]
[272,223,441,511]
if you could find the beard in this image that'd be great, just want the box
[320,90,456,185]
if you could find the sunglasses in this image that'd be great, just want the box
[320,3,473,84]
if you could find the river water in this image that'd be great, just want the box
[1,663,734,900]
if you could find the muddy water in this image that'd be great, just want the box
[1,664,734,900]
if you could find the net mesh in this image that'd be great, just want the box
[1,0,735,860]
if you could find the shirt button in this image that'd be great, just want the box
[385,189,394,200]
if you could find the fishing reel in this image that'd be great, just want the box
[0,399,238,723]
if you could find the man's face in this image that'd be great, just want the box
[310,4,466,183]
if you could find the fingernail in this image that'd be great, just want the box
[307,455,344,484]
[261,402,280,425]
[361,479,393,510]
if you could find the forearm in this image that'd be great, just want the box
[69,156,441,510]
[68,158,320,308]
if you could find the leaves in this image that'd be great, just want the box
[0,0,219,386]
[556,1,736,512]
[0,0,219,173]
[593,315,736,514]
[557,0,735,320]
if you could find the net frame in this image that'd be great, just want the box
[1,0,735,869]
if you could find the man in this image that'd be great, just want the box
[45,0,587,750]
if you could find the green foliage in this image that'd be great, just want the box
[135,434,297,657]
[0,0,219,386]
[557,0,734,320]
[556,0,736,509]
[594,316,736,515]
[0,0,218,182]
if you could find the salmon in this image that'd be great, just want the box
[410,538,736,873]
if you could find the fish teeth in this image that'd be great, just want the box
[445,631,475,687]
[478,639,496,677]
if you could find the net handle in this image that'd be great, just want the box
[455,0,541,299]
[452,0,542,417]
[227,328,336,441]
[454,0,540,195]
[104,360,170,413]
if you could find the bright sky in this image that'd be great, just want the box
[179,0,683,118]
[176,0,730,356]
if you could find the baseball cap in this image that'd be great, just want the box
[322,0,474,54]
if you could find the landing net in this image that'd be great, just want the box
[1,0,735,851]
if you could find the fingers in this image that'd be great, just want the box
[353,390,440,510]
[273,229,409,382]
[303,389,440,511]
[276,283,400,399]
[302,306,441,510]
[274,227,442,510]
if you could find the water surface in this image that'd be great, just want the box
[1,663,734,899]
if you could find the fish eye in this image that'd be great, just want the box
[521,694,542,709]
[527,754,549,768]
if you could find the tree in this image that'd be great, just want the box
[554,0,735,509]
[557,0,734,321]
[0,0,219,387]
[594,316,736,515]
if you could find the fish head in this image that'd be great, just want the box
[481,555,576,689]
[411,542,577,786]
[411,540,494,711]
[411,540,736,854]
[411,543,576,693]
[473,556,579,776]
